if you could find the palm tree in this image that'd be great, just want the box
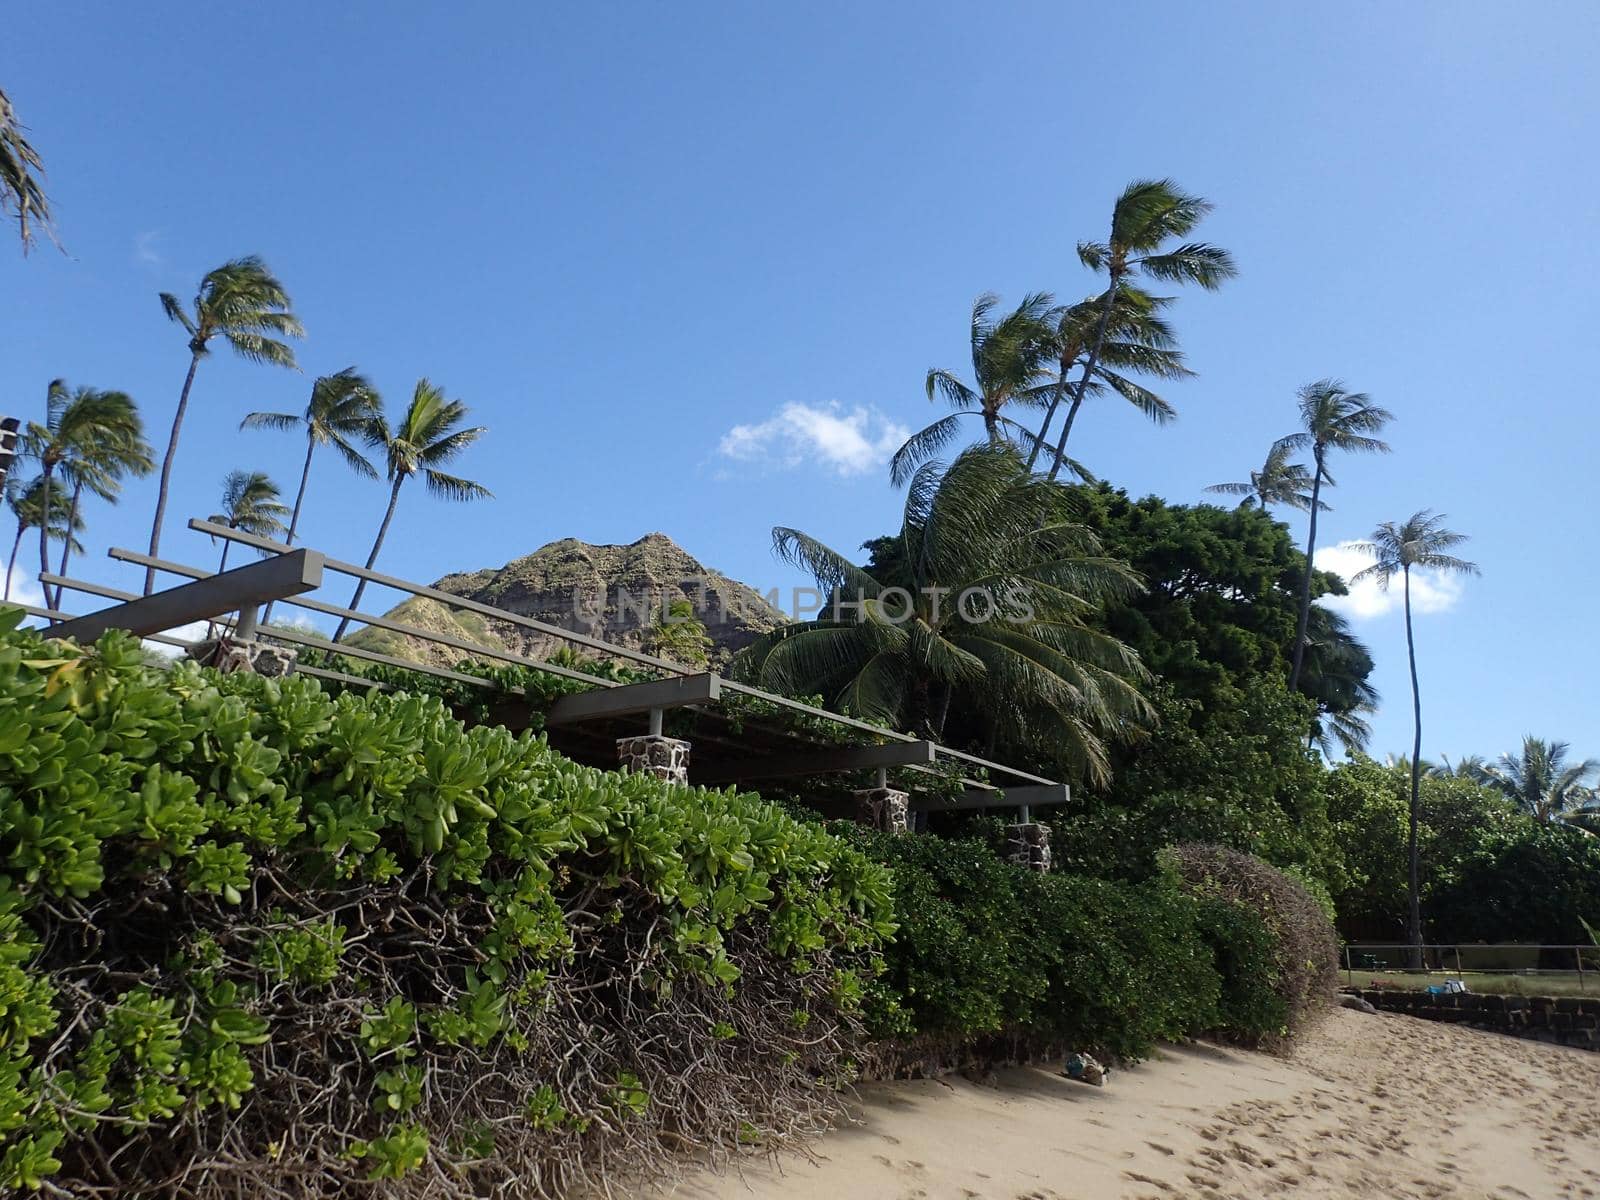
[5,475,79,602]
[1299,605,1379,756]
[242,368,382,623]
[890,293,1058,487]
[1276,380,1394,691]
[147,257,303,593]
[1351,511,1479,961]
[22,382,152,605]
[1044,179,1236,481]
[1027,285,1192,472]
[207,471,289,573]
[0,87,54,252]
[1429,754,1487,780]
[649,598,713,668]
[1473,738,1599,828]
[1205,442,1325,513]
[33,386,152,607]
[330,381,491,644]
[739,444,1152,784]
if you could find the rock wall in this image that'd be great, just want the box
[1350,988,1600,1051]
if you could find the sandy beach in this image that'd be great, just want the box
[672,1010,1600,1200]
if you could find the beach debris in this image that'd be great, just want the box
[1064,1052,1108,1086]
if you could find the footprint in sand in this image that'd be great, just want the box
[1120,1170,1172,1192]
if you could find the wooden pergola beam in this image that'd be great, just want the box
[49,550,324,643]
[544,672,722,725]
[695,739,937,784]
[912,783,1071,812]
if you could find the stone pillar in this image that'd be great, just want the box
[1004,821,1052,872]
[853,786,909,834]
[190,637,299,677]
[616,734,691,785]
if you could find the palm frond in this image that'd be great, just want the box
[240,411,301,433]
[925,368,978,412]
[0,88,56,251]
[1136,242,1237,289]
[771,527,881,600]
[223,332,299,369]
[889,414,969,488]
[422,469,493,503]
[834,651,910,725]
[327,431,380,480]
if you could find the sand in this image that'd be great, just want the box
[670,1010,1600,1200]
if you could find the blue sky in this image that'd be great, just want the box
[3,2,1596,762]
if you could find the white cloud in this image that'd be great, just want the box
[1314,540,1466,620]
[718,402,909,477]
[4,566,46,612]
[133,230,164,267]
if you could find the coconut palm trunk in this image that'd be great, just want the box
[260,437,318,626]
[1045,383,1093,477]
[332,476,404,644]
[51,479,84,607]
[1402,565,1425,966]
[1024,358,1071,471]
[4,523,22,601]
[1348,510,1476,968]
[283,437,317,548]
[1046,281,1117,481]
[1287,447,1327,692]
[146,350,202,594]
[35,461,54,589]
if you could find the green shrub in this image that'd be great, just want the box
[847,830,1227,1063]
[1188,896,1286,1038]
[1165,843,1338,1044]
[0,611,895,1197]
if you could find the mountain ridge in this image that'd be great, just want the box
[346,532,787,669]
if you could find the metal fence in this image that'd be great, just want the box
[1343,943,1599,993]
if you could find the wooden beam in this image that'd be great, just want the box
[696,739,937,784]
[912,783,1071,812]
[49,550,324,643]
[187,518,702,679]
[545,672,721,725]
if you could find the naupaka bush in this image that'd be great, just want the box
[0,610,894,1197]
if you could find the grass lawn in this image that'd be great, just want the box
[1344,970,1596,998]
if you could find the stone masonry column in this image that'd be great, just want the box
[616,708,690,784]
[189,637,299,676]
[853,786,910,833]
[615,734,691,784]
[1004,821,1052,872]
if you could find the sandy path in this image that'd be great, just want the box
[669,1010,1600,1200]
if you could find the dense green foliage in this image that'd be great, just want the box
[1054,680,1338,898]
[1165,843,1338,1043]
[0,607,1350,1194]
[854,832,1214,1059]
[1327,757,1600,943]
[847,830,1331,1060]
[739,445,1153,785]
[0,613,894,1195]
[1063,483,1356,710]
